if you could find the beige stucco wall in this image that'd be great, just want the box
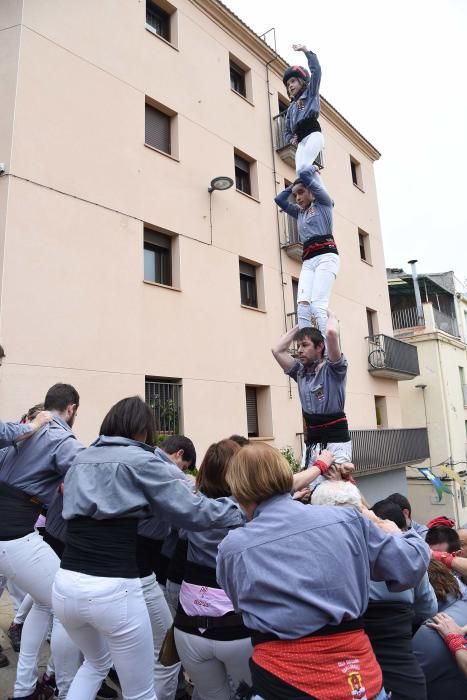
[0,0,404,465]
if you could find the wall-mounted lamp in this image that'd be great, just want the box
[208,176,233,193]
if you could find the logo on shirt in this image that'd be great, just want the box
[306,205,316,219]
[314,388,325,402]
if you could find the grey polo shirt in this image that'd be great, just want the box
[285,355,348,415]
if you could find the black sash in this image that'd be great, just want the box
[0,481,42,540]
[303,411,350,447]
[295,116,321,142]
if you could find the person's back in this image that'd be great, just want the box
[413,599,467,700]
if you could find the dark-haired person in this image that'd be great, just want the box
[174,440,251,700]
[427,527,467,579]
[229,435,249,447]
[217,442,431,700]
[363,501,436,700]
[51,396,244,700]
[275,166,337,335]
[283,43,323,174]
[0,383,85,700]
[159,434,197,472]
[385,493,428,537]
[272,312,351,467]
[412,561,467,698]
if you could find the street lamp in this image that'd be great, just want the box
[208,176,234,193]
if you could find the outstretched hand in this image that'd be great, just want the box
[427,613,467,639]
[292,44,308,52]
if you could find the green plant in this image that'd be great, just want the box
[280,446,301,474]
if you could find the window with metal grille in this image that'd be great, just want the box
[230,61,246,97]
[245,386,258,437]
[145,377,181,434]
[235,154,251,194]
[145,103,171,154]
[239,261,257,308]
[144,228,172,286]
[146,1,170,41]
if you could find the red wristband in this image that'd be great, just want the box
[314,459,329,475]
[445,634,467,655]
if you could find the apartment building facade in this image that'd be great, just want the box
[0,0,427,499]
[388,267,467,524]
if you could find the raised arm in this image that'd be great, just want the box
[0,411,53,448]
[271,325,299,372]
[292,44,321,99]
[274,183,300,219]
[326,310,341,363]
[297,167,332,206]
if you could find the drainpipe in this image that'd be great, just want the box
[408,259,424,325]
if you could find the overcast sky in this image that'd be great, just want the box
[224,0,467,287]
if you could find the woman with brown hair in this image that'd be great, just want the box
[174,439,251,700]
[217,442,431,700]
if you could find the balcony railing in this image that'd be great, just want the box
[433,308,459,337]
[145,380,182,435]
[280,212,302,261]
[391,306,424,331]
[367,334,419,380]
[351,428,429,476]
[297,427,429,476]
[273,112,325,169]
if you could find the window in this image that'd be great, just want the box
[234,153,251,195]
[292,279,299,314]
[374,396,388,428]
[239,261,258,308]
[350,156,363,189]
[144,228,172,286]
[366,308,377,337]
[146,377,182,434]
[230,60,246,97]
[245,386,259,437]
[459,367,467,406]
[145,102,172,154]
[146,0,170,41]
[358,228,371,263]
[278,96,289,113]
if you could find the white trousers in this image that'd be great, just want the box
[14,592,34,624]
[297,253,340,336]
[295,131,324,174]
[0,531,81,697]
[174,628,252,700]
[141,573,180,700]
[53,569,156,700]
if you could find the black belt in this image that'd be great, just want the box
[250,616,364,646]
[295,116,321,142]
[0,481,43,540]
[175,609,244,630]
[303,411,350,446]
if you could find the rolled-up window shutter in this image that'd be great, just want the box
[245,387,258,437]
[145,104,170,153]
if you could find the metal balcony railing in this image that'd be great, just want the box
[273,112,324,168]
[391,306,425,331]
[367,334,419,380]
[433,308,459,337]
[145,380,182,434]
[297,427,429,476]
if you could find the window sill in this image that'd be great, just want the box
[145,25,178,51]
[143,280,181,292]
[236,189,260,203]
[241,304,266,313]
[353,182,365,193]
[360,258,373,267]
[249,436,275,442]
[144,143,180,162]
[230,88,254,107]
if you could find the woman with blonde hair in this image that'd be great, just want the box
[217,442,431,700]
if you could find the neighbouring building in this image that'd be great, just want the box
[0,0,428,500]
[388,265,467,524]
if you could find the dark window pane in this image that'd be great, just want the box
[145,104,171,153]
[144,243,172,286]
[278,98,289,114]
[240,270,257,308]
[235,155,251,194]
[146,1,170,40]
[230,62,246,96]
[351,159,358,185]
[292,279,299,313]
[366,309,374,337]
[359,233,366,260]
[245,387,258,437]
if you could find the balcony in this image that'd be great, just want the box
[433,308,459,337]
[273,112,325,169]
[297,427,429,477]
[280,212,302,261]
[367,334,419,380]
[351,427,429,476]
[391,303,459,338]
